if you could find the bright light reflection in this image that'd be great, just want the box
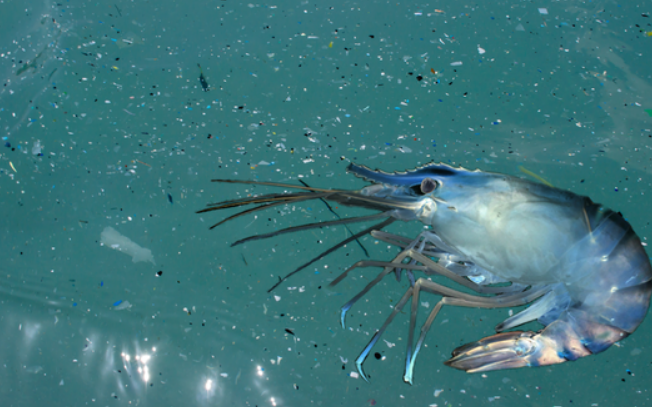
[256,365,264,377]
[121,349,155,383]
[205,379,213,391]
[271,397,277,406]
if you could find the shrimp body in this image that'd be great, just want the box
[200,163,652,383]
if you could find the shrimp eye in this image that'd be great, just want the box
[411,178,438,195]
[420,177,437,194]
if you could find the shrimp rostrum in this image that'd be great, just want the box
[198,163,652,384]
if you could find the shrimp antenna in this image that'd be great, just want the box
[266,218,395,293]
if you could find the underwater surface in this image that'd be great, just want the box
[0,0,651,405]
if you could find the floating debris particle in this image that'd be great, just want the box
[114,300,132,310]
[198,63,209,91]
[100,227,155,264]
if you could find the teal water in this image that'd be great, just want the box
[1,0,651,405]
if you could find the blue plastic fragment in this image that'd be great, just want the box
[113,300,123,306]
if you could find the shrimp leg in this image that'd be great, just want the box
[332,232,528,331]
[328,231,544,383]
[354,280,548,384]
[402,281,548,384]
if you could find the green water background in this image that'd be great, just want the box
[0,0,651,405]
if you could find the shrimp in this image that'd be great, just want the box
[197,162,652,384]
